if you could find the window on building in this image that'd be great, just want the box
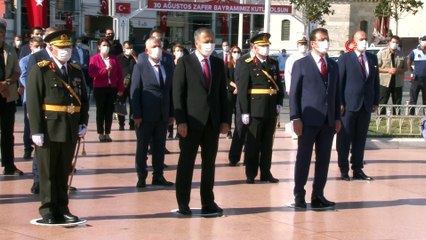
[281,20,290,41]
[360,20,368,33]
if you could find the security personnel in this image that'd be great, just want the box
[238,33,284,184]
[27,30,89,224]
[407,35,426,113]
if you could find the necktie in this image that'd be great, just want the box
[224,53,228,65]
[359,53,366,79]
[202,58,211,89]
[61,65,68,81]
[320,57,327,81]
[154,64,164,88]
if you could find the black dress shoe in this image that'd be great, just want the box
[42,214,61,224]
[294,195,307,208]
[311,195,335,208]
[3,168,24,176]
[163,163,169,168]
[164,148,171,154]
[340,172,350,181]
[152,176,173,186]
[228,161,239,167]
[119,125,125,131]
[62,213,79,223]
[260,175,279,183]
[23,151,32,160]
[246,178,255,184]
[201,203,223,214]
[31,182,40,194]
[353,170,374,181]
[178,205,192,215]
[136,179,146,188]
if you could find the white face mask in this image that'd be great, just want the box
[389,42,398,50]
[199,43,215,57]
[298,45,308,54]
[124,49,132,56]
[100,46,110,54]
[150,47,162,60]
[316,40,329,54]
[15,40,22,47]
[257,46,269,57]
[32,47,41,54]
[232,52,241,60]
[357,40,368,52]
[223,46,229,52]
[55,47,72,62]
[174,51,183,59]
[420,41,426,47]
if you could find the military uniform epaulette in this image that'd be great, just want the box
[37,60,51,68]
[245,57,253,63]
[69,63,81,70]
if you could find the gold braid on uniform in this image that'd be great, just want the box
[37,60,51,68]
[69,63,81,70]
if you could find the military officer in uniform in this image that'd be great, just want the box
[238,33,284,184]
[27,30,89,224]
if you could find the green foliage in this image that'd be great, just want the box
[289,0,335,25]
[375,0,423,20]
[368,117,421,138]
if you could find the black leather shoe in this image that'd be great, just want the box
[311,195,335,208]
[31,182,40,194]
[353,170,373,181]
[228,161,238,167]
[201,203,223,214]
[178,205,192,215]
[152,176,173,186]
[3,168,24,176]
[246,178,255,184]
[226,131,232,139]
[260,175,279,183]
[294,195,307,208]
[163,163,169,168]
[119,125,125,131]
[136,179,146,188]
[164,148,171,154]
[23,150,32,160]
[63,213,79,223]
[42,214,61,224]
[340,172,350,181]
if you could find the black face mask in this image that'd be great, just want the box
[106,34,114,41]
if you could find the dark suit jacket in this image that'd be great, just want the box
[130,58,174,122]
[289,54,340,127]
[338,51,380,112]
[173,53,229,130]
[72,47,90,67]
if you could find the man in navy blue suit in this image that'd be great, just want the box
[337,30,380,181]
[131,37,174,188]
[290,28,341,209]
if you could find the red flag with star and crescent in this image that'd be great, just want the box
[25,0,48,28]
[100,0,109,15]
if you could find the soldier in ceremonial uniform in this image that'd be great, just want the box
[238,33,284,184]
[27,30,89,224]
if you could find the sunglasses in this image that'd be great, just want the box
[232,51,241,53]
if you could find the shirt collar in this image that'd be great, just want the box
[310,52,324,63]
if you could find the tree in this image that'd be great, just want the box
[375,0,423,35]
[290,0,335,34]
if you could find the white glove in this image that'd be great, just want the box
[242,114,250,125]
[78,124,87,138]
[276,105,282,114]
[32,134,44,147]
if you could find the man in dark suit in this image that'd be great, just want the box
[73,37,91,95]
[19,26,43,59]
[337,30,380,181]
[130,37,174,188]
[27,30,89,224]
[290,28,341,209]
[238,33,284,184]
[173,28,229,215]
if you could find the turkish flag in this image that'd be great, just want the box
[220,13,228,35]
[160,12,167,33]
[100,0,109,15]
[65,14,73,30]
[25,0,48,28]
[116,2,131,14]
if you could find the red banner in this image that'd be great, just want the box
[160,12,167,33]
[100,0,109,15]
[65,14,73,30]
[147,0,291,14]
[220,13,228,35]
[116,2,131,14]
[25,0,48,28]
